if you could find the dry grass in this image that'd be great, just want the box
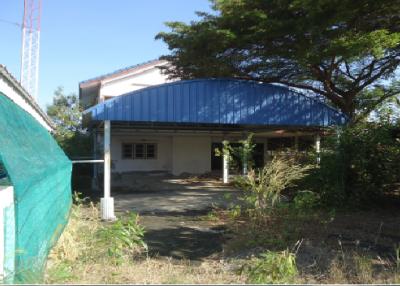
[45,197,400,284]
[45,202,245,284]
[220,205,400,284]
[47,258,246,284]
[323,253,400,284]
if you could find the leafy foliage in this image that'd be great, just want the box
[234,156,311,215]
[293,191,320,211]
[46,87,91,158]
[243,249,298,284]
[157,0,400,119]
[236,134,256,174]
[97,213,148,264]
[215,134,256,174]
[46,196,148,284]
[304,119,400,205]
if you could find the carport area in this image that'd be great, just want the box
[81,78,347,255]
[112,173,239,260]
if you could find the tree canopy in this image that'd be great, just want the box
[156,0,400,120]
[47,87,91,158]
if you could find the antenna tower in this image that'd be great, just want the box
[20,0,41,100]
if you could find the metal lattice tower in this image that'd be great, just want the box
[20,0,41,100]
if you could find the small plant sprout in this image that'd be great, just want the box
[236,133,256,175]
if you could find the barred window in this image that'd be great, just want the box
[146,144,156,159]
[135,144,145,159]
[122,144,133,159]
[121,143,157,159]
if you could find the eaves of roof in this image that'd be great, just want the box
[79,59,167,88]
[0,64,55,131]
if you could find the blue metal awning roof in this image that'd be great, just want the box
[83,78,347,128]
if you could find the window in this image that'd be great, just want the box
[146,144,156,159]
[122,144,133,159]
[121,143,157,159]
[135,144,145,159]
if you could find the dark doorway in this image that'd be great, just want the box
[211,142,264,171]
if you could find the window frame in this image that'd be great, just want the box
[121,143,157,160]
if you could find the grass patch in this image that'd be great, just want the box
[45,198,245,284]
[220,203,400,284]
[242,249,298,284]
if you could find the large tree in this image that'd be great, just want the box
[156,0,400,121]
[47,87,91,158]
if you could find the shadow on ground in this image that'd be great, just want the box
[145,224,227,260]
[75,172,240,261]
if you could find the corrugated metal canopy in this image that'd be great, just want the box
[83,78,347,128]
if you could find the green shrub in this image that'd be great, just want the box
[97,212,147,264]
[243,250,298,284]
[293,191,320,211]
[234,156,311,215]
[303,121,400,206]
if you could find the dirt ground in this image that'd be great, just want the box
[112,172,239,260]
[76,172,400,283]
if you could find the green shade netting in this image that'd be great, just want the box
[0,93,72,282]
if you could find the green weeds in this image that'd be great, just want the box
[242,249,298,284]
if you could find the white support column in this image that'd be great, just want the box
[101,120,115,220]
[315,134,321,165]
[242,161,248,176]
[294,135,299,152]
[223,152,229,184]
[91,127,98,190]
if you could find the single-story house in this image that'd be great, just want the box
[79,61,347,220]
[82,78,346,177]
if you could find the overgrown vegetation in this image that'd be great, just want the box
[301,119,400,206]
[215,134,256,174]
[46,87,93,189]
[234,156,311,216]
[218,123,400,283]
[242,249,298,284]
[45,194,245,284]
[45,194,148,283]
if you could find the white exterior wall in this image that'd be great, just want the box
[171,136,211,176]
[110,134,211,175]
[0,75,52,131]
[100,68,170,99]
[111,135,173,172]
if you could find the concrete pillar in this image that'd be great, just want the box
[242,161,248,176]
[91,127,98,190]
[315,134,321,165]
[101,120,115,220]
[223,152,229,184]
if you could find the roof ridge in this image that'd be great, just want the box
[79,59,166,86]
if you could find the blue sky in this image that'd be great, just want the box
[0,0,212,108]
